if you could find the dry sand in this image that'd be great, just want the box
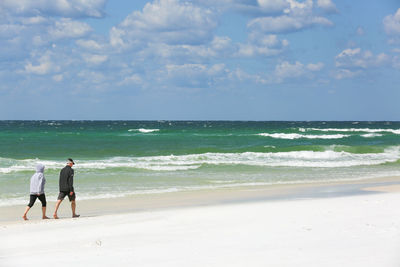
[1,177,400,266]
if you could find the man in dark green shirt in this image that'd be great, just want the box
[53,158,80,219]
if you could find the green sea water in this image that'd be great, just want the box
[1,121,399,206]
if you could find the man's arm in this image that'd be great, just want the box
[68,169,75,195]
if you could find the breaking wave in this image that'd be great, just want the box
[361,133,383,138]
[1,146,399,173]
[258,133,350,139]
[128,128,160,133]
[304,128,400,134]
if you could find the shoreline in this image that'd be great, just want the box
[2,175,400,224]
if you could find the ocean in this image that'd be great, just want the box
[1,121,399,206]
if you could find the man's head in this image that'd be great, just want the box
[67,158,75,167]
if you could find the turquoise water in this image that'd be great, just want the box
[1,121,399,206]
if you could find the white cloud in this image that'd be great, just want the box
[239,0,289,15]
[25,61,52,75]
[286,0,312,13]
[237,33,288,57]
[334,69,362,80]
[165,36,234,60]
[383,8,400,36]
[166,64,205,74]
[248,15,333,33]
[52,74,63,82]
[0,16,51,55]
[335,48,389,69]
[131,35,234,64]
[166,63,225,77]
[208,63,226,75]
[78,70,105,84]
[336,48,360,59]
[274,61,305,80]
[83,54,108,65]
[182,35,235,58]
[273,60,323,82]
[306,62,324,71]
[162,63,228,88]
[243,0,335,34]
[25,51,59,75]
[76,39,103,50]
[119,74,143,86]
[316,0,337,13]
[257,0,290,12]
[109,27,126,48]
[0,0,342,94]
[0,0,106,18]
[213,59,325,85]
[208,0,335,19]
[21,16,48,25]
[193,0,289,16]
[209,36,232,51]
[32,36,46,46]
[334,48,392,80]
[110,0,217,48]
[228,68,259,83]
[48,18,92,39]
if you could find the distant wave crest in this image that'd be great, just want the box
[1,146,399,173]
[304,128,400,134]
[128,128,160,133]
[258,133,350,139]
[360,133,383,138]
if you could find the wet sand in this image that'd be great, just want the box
[1,176,400,224]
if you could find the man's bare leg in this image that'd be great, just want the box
[53,199,62,219]
[71,200,80,218]
[22,206,30,220]
[42,207,49,219]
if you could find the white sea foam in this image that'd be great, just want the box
[361,133,383,138]
[0,197,28,207]
[47,122,62,126]
[306,128,400,134]
[258,133,350,139]
[1,147,399,173]
[128,128,160,133]
[0,158,64,174]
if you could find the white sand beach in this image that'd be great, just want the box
[1,180,400,267]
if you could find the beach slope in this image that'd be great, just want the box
[1,190,399,267]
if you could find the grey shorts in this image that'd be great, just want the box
[58,191,76,201]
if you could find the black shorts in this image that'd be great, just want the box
[28,194,47,208]
[58,191,76,201]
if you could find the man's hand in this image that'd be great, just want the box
[70,192,74,196]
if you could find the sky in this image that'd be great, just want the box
[0,0,399,120]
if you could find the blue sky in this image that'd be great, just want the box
[0,0,399,120]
